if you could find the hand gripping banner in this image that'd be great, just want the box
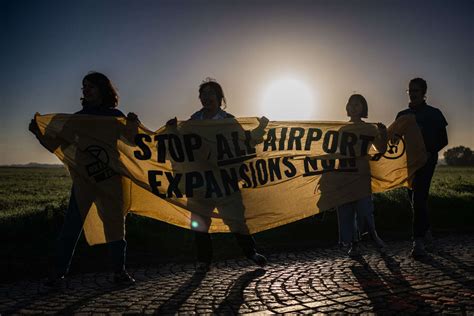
[34,114,426,245]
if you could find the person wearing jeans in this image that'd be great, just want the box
[336,94,387,256]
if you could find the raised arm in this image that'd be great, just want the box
[372,122,388,154]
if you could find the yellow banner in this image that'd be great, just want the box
[34,114,426,245]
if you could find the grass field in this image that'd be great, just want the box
[1,165,473,281]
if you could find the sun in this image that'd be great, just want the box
[260,77,315,121]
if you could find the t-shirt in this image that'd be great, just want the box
[189,108,234,120]
[75,106,125,117]
[396,103,448,154]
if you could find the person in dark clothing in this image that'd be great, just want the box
[168,78,267,273]
[396,77,448,257]
[29,72,136,286]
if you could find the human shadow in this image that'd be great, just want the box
[373,114,425,188]
[36,113,139,243]
[1,289,61,314]
[155,270,207,314]
[380,114,427,222]
[315,117,424,248]
[315,121,380,213]
[162,117,268,258]
[57,284,128,314]
[316,116,423,211]
[3,280,117,314]
[414,254,474,290]
[350,256,388,312]
[435,249,473,273]
[214,268,266,314]
[32,113,139,278]
[351,255,434,313]
[379,253,435,312]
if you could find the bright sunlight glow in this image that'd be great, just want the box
[260,78,315,120]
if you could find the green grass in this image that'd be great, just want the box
[0,167,70,219]
[0,165,472,281]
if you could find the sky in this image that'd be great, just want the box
[1,0,473,164]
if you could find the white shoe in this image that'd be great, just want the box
[249,253,267,267]
[348,243,360,257]
[410,238,428,258]
[195,261,210,273]
[113,270,135,286]
[374,236,387,253]
[44,275,65,288]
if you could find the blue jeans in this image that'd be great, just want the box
[337,196,376,245]
[54,187,126,277]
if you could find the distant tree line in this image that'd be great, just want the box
[443,146,474,166]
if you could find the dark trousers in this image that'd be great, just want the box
[194,231,257,264]
[408,155,437,239]
[54,188,126,276]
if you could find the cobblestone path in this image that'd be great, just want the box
[1,234,473,314]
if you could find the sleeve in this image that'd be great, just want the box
[114,109,126,118]
[433,108,448,153]
[437,109,448,127]
[395,109,406,120]
[189,110,200,120]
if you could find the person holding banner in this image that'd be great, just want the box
[29,72,136,286]
[336,94,387,256]
[168,78,267,272]
[397,77,448,258]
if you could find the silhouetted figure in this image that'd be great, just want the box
[396,77,448,258]
[29,72,136,286]
[336,94,387,256]
[168,78,267,273]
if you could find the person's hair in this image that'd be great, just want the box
[81,71,119,108]
[346,94,368,118]
[409,77,427,95]
[199,77,227,108]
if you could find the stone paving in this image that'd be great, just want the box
[1,234,473,315]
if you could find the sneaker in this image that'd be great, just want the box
[374,236,387,253]
[424,230,436,252]
[248,253,267,267]
[44,275,65,288]
[410,238,428,258]
[195,261,210,273]
[338,242,350,255]
[113,270,135,286]
[348,245,360,257]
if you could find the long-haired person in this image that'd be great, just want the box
[29,72,136,286]
[336,94,387,256]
